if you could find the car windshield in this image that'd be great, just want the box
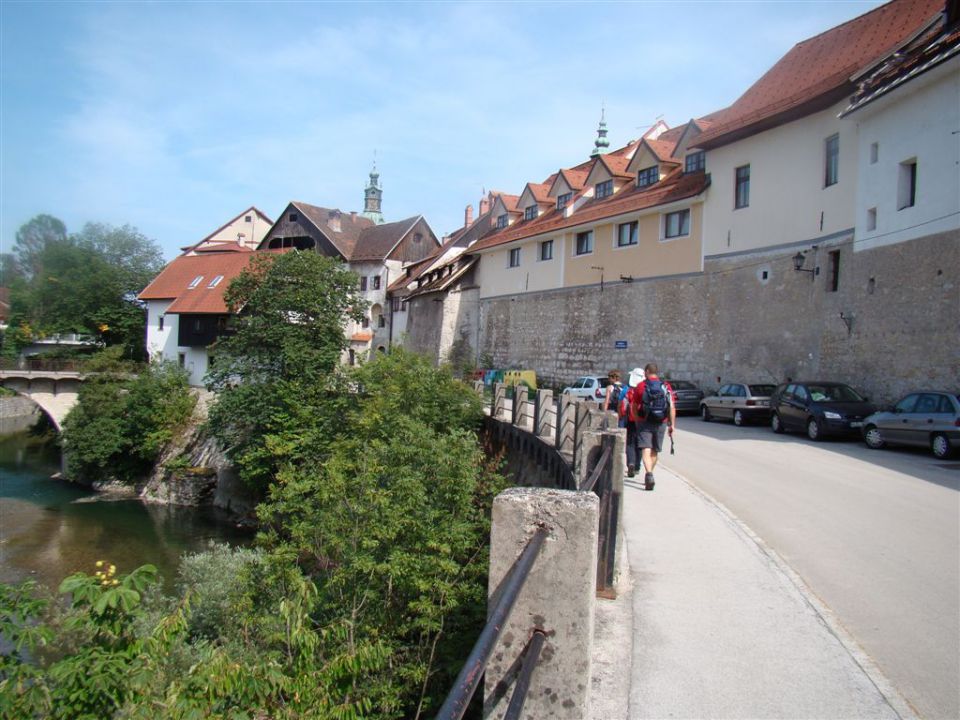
[749,384,776,396]
[807,384,864,402]
[598,378,611,388]
[670,380,696,390]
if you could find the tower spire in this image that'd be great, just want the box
[591,105,610,158]
[362,153,384,224]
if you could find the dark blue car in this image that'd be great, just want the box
[770,381,876,441]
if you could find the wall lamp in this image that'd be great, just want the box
[792,251,818,279]
[619,274,634,283]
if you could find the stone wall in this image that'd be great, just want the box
[0,396,41,435]
[477,231,958,405]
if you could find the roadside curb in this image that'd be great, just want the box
[660,461,920,720]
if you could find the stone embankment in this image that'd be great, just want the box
[0,396,41,435]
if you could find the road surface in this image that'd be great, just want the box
[660,415,960,720]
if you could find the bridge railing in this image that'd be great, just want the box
[0,357,84,372]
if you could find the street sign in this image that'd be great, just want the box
[615,340,628,349]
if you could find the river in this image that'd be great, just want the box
[0,429,253,592]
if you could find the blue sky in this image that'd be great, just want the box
[2,0,884,262]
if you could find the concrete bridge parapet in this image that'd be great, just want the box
[0,370,85,431]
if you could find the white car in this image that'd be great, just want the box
[562,376,611,406]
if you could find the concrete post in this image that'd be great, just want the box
[535,389,553,439]
[473,380,484,396]
[484,487,599,720]
[512,385,528,428]
[573,403,607,482]
[556,393,576,458]
[493,382,506,420]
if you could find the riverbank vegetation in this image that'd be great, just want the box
[1,251,506,718]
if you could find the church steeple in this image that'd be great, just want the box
[591,107,610,158]
[362,159,384,224]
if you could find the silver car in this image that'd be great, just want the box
[700,383,777,426]
[862,391,960,459]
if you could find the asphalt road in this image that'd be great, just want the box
[659,415,960,720]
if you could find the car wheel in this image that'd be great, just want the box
[807,417,823,441]
[864,425,885,450]
[931,433,952,459]
[733,410,744,427]
[701,405,711,422]
[771,413,784,434]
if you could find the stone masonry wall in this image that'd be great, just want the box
[477,231,958,405]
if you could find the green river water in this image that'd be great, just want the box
[0,430,252,592]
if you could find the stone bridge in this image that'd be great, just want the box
[0,370,84,432]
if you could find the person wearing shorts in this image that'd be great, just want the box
[632,363,676,491]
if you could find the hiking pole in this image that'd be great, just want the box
[670,429,675,455]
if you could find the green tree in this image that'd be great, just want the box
[62,360,195,484]
[11,213,67,280]
[206,250,364,491]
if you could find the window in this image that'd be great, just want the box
[870,142,879,164]
[866,207,877,231]
[188,275,204,289]
[158,315,164,331]
[685,151,705,173]
[373,275,381,290]
[556,192,571,211]
[414,232,423,244]
[539,239,553,261]
[245,215,252,222]
[361,316,369,329]
[524,205,538,221]
[735,165,750,209]
[378,315,386,328]
[595,180,613,199]
[178,353,186,368]
[637,166,659,187]
[617,221,638,247]
[360,276,368,291]
[664,209,690,239]
[898,159,917,210]
[824,134,839,187]
[827,250,840,292]
[575,230,594,255]
[508,248,521,267]
[289,212,298,222]
[496,214,508,229]
[208,275,224,288]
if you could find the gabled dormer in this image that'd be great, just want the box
[489,194,521,231]
[517,182,551,222]
[626,137,682,189]
[583,154,632,200]
[673,117,714,174]
[641,118,670,142]
[547,169,588,213]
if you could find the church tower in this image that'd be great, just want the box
[362,163,384,224]
[591,108,610,158]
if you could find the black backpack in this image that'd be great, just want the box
[607,382,624,411]
[641,379,669,422]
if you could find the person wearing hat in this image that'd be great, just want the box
[622,367,645,477]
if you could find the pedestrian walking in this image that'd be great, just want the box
[631,363,676,491]
[602,370,623,413]
[622,367,645,477]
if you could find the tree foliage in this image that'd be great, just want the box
[4,215,164,360]
[206,250,364,491]
[62,359,195,484]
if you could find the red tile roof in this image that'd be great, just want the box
[549,168,589,195]
[595,154,633,180]
[138,251,258,314]
[643,137,681,163]
[469,169,708,253]
[695,0,943,148]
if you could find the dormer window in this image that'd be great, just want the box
[637,166,659,187]
[685,151,705,173]
[188,275,204,289]
[524,205,538,221]
[207,275,224,288]
[289,212,298,222]
[496,214,508,230]
[595,180,613,199]
[556,192,572,211]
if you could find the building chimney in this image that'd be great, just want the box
[350,211,357,220]
[328,209,342,233]
[479,197,489,216]
[464,204,474,228]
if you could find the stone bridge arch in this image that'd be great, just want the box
[0,371,83,432]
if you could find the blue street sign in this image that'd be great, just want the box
[615,340,628,349]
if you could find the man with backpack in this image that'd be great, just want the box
[631,362,676,491]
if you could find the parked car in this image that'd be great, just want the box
[700,383,777,426]
[666,379,704,415]
[770,381,876,440]
[562,376,610,405]
[862,391,960,459]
